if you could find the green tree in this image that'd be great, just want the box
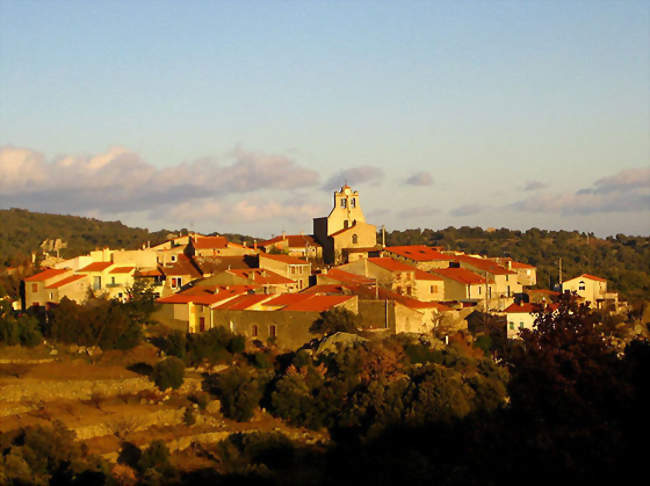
[151,357,185,391]
[310,308,360,335]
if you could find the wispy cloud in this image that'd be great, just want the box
[405,171,433,186]
[449,204,484,217]
[511,166,650,214]
[523,180,548,191]
[321,166,384,191]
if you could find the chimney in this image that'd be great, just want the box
[253,239,257,250]
[282,231,287,240]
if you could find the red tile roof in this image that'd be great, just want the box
[45,274,86,289]
[368,257,417,273]
[192,236,228,249]
[452,255,515,275]
[414,269,443,281]
[282,295,354,312]
[24,268,69,282]
[385,245,451,262]
[163,254,202,278]
[260,234,321,249]
[260,253,309,265]
[301,284,351,295]
[505,302,559,313]
[109,266,135,274]
[510,261,535,270]
[578,273,607,282]
[213,294,273,310]
[504,303,540,313]
[78,262,113,272]
[157,287,246,306]
[432,267,489,285]
[227,268,295,285]
[263,293,311,307]
[321,268,375,286]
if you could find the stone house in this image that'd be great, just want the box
[337,257,444,301]
[259,233,322,259]
[259,253,311,291]
[383,245,455,270]
[561,273,619,310]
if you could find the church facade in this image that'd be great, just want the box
[313,185,378,264]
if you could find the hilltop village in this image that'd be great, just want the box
[21,185,624,348]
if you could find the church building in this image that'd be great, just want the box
[313,185,378,264]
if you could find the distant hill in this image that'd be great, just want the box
[384,227,650,300]
[0,208,174,267]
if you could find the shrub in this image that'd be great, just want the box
[183,407,196,426]
[137,440,171,475]
[310,308,360,335]
[205,367,263,421]
[151,357,185,391]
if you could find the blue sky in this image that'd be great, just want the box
[1,0,648,237]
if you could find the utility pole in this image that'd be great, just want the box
[381,225,386,248]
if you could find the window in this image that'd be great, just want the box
[31,283,38,293]
[252,325,258,337]
[509,322,515,330]
[506,274,509,282]
[93,276,102,290]
[48,292,53,300]
[269,325,277,338]
[341,198,347,208]
[352,234,358,245]
[171,277,182,288]
[478,286,482,295]
[519,322,525,329]
[199,317,206,332]
[111,276,116,285]
[171,255,177,262]
[507,285,511,297]
[578,281,585,291]
[344,220,349,229]
[351,198,356,208]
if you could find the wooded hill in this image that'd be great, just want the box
[384,227,650,300]
[0,208,173,267]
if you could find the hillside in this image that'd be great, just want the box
[0,208,174,267]
[384,227,650,300]
[0,208,259,269]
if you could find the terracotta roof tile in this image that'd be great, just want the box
[432,267,489,285]
[24,268,69,282]
[78,262,113,272]
[578,273,607,282]
[452,255,515,275]
[260,253,310,265]
[282,295,354,312]
[368,257,417,273]
[109,266,135,274]
[385,245,451,262]
[213,294,273,310]
[227,268,295,285]
[321,268,375,286]
[192,236,228,249]
[260,234,320,249]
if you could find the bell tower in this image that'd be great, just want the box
[326,185,366,235]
